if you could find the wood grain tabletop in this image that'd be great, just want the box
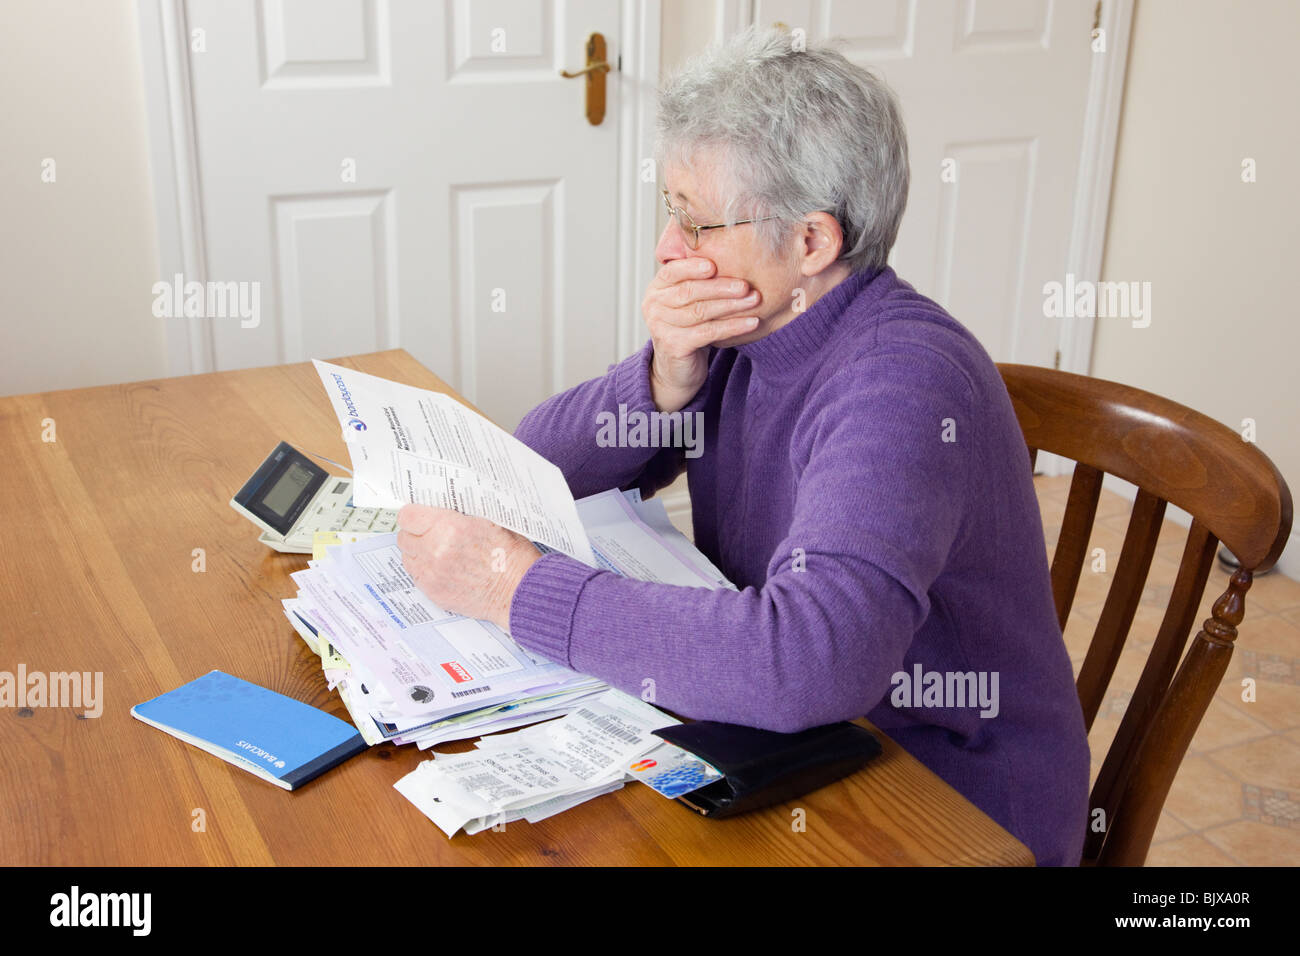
[0,349,1033,866]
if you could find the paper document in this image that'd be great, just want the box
[576,489,733,588]
[620,489,734,588]
[287,485,738,755]
[290,541,588,721]
[394,688,676,836]
[313,360,595,566]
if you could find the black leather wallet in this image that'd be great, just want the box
[651,720,882,818]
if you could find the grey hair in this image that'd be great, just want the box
[655,26,909,274]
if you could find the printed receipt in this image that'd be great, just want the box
[394,689,677,836]
[313,360,595,566]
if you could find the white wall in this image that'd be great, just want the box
[1092,0,1299,574]
[0,0,167,397]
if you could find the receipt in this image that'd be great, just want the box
[394,689,677,836]
[313,360,595,566]
[395,744,591,837]
[535,692,674,782]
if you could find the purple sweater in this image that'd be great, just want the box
[509,266,1090,866]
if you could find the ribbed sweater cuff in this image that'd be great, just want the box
[612,340,658,415]
[614,338,713,421]
[508,552,602,668]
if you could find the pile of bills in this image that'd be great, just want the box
[282,529,606,747]
[280,361,729,830]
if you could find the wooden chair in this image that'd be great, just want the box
[998,364,1292,866]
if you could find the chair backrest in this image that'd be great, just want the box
[998,363,1292,866]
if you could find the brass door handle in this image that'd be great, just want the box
[559,62,610,78]
[560,32,611,125]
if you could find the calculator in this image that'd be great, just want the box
[230,441,398,553]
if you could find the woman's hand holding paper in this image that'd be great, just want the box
[396,504,540,632]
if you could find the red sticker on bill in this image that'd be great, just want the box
[440,661,472,683]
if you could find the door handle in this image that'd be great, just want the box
[560,32,611,125]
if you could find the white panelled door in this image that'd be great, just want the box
[185,0,621,430]
[750,0,1096,367]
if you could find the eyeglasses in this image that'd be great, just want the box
[661,189,780,250]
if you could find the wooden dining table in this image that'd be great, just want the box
[0,349,1033,865]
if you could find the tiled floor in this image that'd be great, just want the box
[1033,474,1300,866]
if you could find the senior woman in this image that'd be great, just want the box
[396,28,1090,865]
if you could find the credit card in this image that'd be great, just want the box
[627,741,723,798]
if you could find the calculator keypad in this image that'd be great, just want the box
[281,482,399,551]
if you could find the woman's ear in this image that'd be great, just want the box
[798,212,845,277]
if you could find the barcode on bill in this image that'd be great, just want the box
[451,685,492,699]
[576,708,643,746]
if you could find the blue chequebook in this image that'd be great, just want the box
[132,669,368,790]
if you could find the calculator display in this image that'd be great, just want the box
[263,461,315,517]
[232,442,329,536]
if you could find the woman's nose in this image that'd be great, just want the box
[655,219,690,263]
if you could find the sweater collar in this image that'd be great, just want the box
[734,266,886,378]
